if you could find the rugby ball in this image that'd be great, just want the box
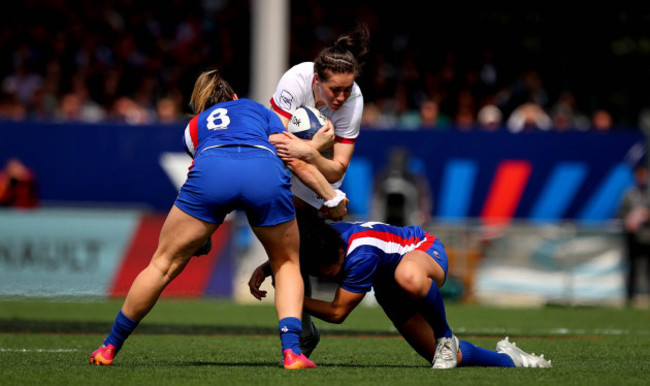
[287,106,327,140]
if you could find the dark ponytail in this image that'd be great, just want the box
[313,23,370,81]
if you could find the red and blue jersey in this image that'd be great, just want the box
[183,98,285,157]
[330,221,443,293]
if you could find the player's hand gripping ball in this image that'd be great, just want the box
[287,106,328,140]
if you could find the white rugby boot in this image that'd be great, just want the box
[432,335,459,369]
[496,336,552,368]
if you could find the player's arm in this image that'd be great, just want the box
[270,132,348,220]
[248,261,272,300]
[274,133,354,183]
[285,158,348,220]
[303,286,365,324]
[313,140,355,182]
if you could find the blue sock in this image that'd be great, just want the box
[104,310,139,353]
[458,340,515,367]
[418,283,452,338]
[279,317,302,355]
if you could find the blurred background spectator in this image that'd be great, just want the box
[418,98,451,130]
[0,158,38,208]
[618,163,650,305]
[506,102,553,133]
[592,109,614,132]
[371,147,432,227]
[0,2,647,132]
[476,104,503,131]
[549,90,590,132]
[155,96,185,124]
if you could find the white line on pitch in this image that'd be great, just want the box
[0,348,79,352]
[453,327,650,336]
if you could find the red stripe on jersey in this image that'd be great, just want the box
[335,136,357,144]
[348,229,429,249]
[189,115,200,151]
[270,98,292,120]
[416,232,436,251]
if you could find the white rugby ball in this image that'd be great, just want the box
[287,106,327,140]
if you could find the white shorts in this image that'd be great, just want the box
[290,173,343,209]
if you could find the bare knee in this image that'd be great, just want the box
[149,252,191,284]
[395,263,430,298]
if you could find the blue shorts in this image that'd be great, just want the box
[175,146,295,227]
[419,237,449,277]
[373,239,449,327]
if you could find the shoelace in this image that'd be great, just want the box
[436,341,454,361]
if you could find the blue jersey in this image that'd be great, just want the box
[175,98,295,227]
[330,221,443,293]
[183,98,285,157]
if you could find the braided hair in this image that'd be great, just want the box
[313,23,370,81]
[189,68,236,114]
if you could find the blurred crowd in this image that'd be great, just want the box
[1,1,649,132]
[0,0,250,125]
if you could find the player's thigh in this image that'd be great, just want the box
[399,240,449,288]
[156,205,218,264]
[374,278,418,325]
[251,218,300,265]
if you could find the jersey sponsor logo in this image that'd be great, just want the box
[279,90,294,110]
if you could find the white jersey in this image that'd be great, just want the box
[270,61,363,208]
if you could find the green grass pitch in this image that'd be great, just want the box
[1,298,649,385]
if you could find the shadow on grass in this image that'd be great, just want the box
[0,318,401,337]
[1,319,568,340]
[182,361,423,369]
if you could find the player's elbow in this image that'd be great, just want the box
[325,174,342,184]
[324,166,347,184]
[328,308,350,324]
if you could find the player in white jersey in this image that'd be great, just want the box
[269,24,368,213]
[267,24,370,358]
